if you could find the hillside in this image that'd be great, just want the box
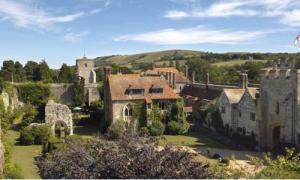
[94,50,203,66]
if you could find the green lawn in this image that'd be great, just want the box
[212,60,268,67]
[156,132,227,149]
[5,130,41,179]
[73,124,101,138]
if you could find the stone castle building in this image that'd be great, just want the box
[76,57,100,105]
[257,59,300,150]
[76,57,96,84]
[218,74,258,137]
[104,66,180,125]
[215,60,300,150]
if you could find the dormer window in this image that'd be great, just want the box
[125,88,144,95]
[149,85,163,94]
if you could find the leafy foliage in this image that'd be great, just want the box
[107,120,126,139]
[72,77,85,106]
[20,104,38,127]
[19,124,51,145]
[249,148,300,179]
[149,120,165,136]
[37,134,213,179]
[16,83,50,106]
[2,141,23,179]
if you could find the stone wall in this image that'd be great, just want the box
[237,91,256,136]
[218,92,233,128]
[50,84,75,106]
[45,100,73,135]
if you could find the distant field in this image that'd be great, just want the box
[212,60,268,66]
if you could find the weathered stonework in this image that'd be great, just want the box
[45,100,73,135]
[257,59,300,150]
[76,57,96,84]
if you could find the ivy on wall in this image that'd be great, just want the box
[16,83,50,106]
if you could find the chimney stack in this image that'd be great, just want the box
[172,72,176,89]
[239,73,248,89]
[104,66,111,82]
[185,65,189,79]
[192,71,195,84]
[151,63,155,70]
[206,72,210,89]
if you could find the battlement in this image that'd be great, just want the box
[271,58,294,69]
[261,68,293,80]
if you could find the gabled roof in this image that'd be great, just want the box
[107,74,180,101]
[247,88,258,100]
[223,89,245,104]
[144,67,189,83]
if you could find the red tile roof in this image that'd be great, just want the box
[108,74,180,101]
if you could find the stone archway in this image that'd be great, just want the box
[272,126,281,149]
[45,100,73,136]
[53,121,70,138]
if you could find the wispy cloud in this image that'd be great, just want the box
[165,0,300,26]
[114,26,271,45]
[0,0,86,30]
[64,31,89,43]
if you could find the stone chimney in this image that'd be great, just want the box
[206,72,210,89]
[104,66,111,125]
[185,65,189,79]
[172,72,176,89]
[151,63,155,70]
[192,71,195,84]
[239,73,248,89]
[104,66,111,82]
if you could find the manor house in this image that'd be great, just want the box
[103,66,180,125]
[217,59,300,150]
[143,64,190,94]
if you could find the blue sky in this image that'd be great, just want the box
[0,0,300,68]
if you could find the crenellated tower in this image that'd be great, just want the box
[257,58,300,150]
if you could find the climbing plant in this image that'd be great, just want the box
[16,83,50,106]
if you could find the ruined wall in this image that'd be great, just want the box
[50,84,75,106]
[45,100,73,135]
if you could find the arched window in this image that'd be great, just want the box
[123,104,133,122]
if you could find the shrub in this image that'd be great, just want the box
[221,157,230,166]
[166,120,189,135]
[16,83,50,106]
[37,134,213,179]
[19,126,35,145]
[107,120,126,139]
[20,104,38,127]
[149,120,165,136]
[3,139,23,179]
[19,124,51,145]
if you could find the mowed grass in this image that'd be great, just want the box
[212,60,268,67]
[6,130,41,179]
[156,132,227,149]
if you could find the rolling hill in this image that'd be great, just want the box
[93,49,203,66]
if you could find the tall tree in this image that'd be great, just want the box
[36,60,53,82]
[24,61,39,81]
[0,60,15,81]
[58,64,73,83]
[73,77,85,106]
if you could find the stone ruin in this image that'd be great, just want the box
[45,100,73,135]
